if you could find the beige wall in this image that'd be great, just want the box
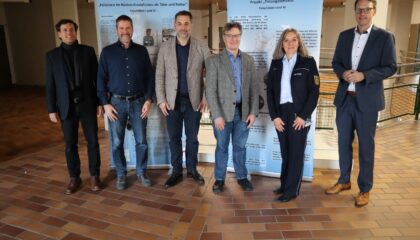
[4,0,55,86]
[389,0,413,60]
[412,0,420,24]
[77,0,98,54]
[321,7,345,49]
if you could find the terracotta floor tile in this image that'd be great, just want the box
[0,224,25,237]
[265,223,293,231]
[282,230,312,238]
[179,209,196,222]
[253,231,283,239]
[235,209,261,216]
[16,231,45,240]
[62,233,93,240]
[42,216,68,227]
[249,216,277,223]
[200,232,222,240]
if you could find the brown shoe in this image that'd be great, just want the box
[355,192,369,207]
[65,177,81,195]
[325,182,351,195]
[90,176,101,192]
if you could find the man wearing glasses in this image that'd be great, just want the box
[325,0,396,207]
[206,22,259,193]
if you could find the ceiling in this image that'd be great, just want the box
[189,0,345,10]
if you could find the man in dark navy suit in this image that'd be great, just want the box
[325,0,396,207]
[46,19,102,194]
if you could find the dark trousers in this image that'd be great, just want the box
[61,104,101,178]
[166,96,202,174]
[276,103,309,197]
[336,95,377,192]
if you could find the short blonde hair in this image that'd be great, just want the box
[272,28,308,60]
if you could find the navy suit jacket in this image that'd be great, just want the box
[46,44,99,119]
[266,55,320,121]
[332,25,397,112]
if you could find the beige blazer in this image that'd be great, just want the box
[205,49,259,122]
[155,37,210,110]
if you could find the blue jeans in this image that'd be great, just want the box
[166,96,202,174]
[109,96,148,177]
[213,107,249,180]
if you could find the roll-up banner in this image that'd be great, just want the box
[95,0,189,168]
[226,0,323,180]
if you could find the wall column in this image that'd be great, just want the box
[50,0,80,46]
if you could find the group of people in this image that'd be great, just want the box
[46,0,396,207]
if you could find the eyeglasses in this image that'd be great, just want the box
[355,7,374,14]
[224,34,241,40]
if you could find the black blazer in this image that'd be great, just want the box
[46,44,99,119]
[332,25,397,112]
[266,54,320,120]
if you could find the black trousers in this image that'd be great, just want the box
[276,103,309,197]
[60,104,101,178]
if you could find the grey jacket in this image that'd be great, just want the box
[205,49,259,122]
[155,37,210,110]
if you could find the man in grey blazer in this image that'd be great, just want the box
[206,22,259,193]
[325,0,396,207]
[156,10,210,188]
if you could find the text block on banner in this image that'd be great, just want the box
[226,0,323,180]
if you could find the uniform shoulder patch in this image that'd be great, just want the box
[314,75,320,86]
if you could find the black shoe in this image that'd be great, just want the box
[212,180,224,193]
[187,170,205,185]
[272,187,284,195]
[164,173,182,189]
[276,194,296,202]
[237,178,253,191]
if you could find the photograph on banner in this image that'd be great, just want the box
[227,0,323,180]
[95,0,188,168]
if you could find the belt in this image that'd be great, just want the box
[112,93,143,101]
[346,91,356,96]
[73,97,82,104]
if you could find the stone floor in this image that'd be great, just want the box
[0,86,420,240]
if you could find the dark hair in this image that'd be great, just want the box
[55,19,78,32]
[354,0,377,10]
[222,21,242,35]
[116,15,133,28]
[175,10,193,22]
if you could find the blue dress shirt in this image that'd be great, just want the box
[97,41,155,105]
[227,50,242,103]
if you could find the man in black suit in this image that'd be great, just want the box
[46,19,102,194]
[325,0,397,207]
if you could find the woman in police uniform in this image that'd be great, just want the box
[266,28,320,202]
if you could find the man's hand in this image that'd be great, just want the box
[49,113,60,123]
[292,116,305,131]
[104,104,118,121]
[343,70,364,83]
[141,100,152,119]
[273,117,285,132]
[214,117,225,131]
[159,102,171,116]
[246,114,256,129]
[197,99,208,113]
[97,106,104,117]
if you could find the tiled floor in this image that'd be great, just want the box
[1,87,420,240]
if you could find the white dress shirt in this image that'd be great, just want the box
[348,24,373,92]
[280,53,297,104]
